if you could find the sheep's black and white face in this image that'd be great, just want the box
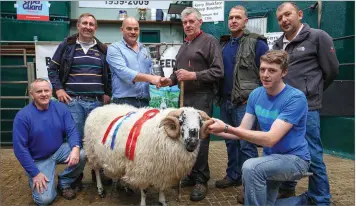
[179,109,203,152]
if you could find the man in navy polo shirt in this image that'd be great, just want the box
[215,5,269,190]
[48,13,112,187]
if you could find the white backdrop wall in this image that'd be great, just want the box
[70,1,183,43]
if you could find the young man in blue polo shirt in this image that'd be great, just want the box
[208,50,310,205]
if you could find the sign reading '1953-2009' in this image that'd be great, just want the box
[79,1,172,9]
[16,1,50,21]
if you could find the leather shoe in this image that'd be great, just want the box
[70,173,83,192]
[180,176,195,188]
[237,194,244,204]
[190,183,207,201]
[215,176,242,188]
[57,185,76,200]
[91,169,113,185]
[277,189,296,199]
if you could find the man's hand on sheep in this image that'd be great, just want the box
[55,89,72,104]
[32,173,49,194]
[103,94,111,104]
[64,147,80,167]
[208,118,238,140]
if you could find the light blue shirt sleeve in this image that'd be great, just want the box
[106,43,138,85]
[246,87,260,115]
[278,93,308,125]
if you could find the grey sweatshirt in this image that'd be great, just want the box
[273,24,339,110]
[170,32,224,93]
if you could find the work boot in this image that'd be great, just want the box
[57,185,76,200]
[190,183,208,201]
[71,173,83,192]
[215,176,242,188]
[277,189,296,199]
[180,175,196,188]
[91,169,113,185]
[237,194,244,204]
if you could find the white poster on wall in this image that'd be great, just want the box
[192,1,224,22]
[35,43,60,78]
[264,32,283,50]
[79,1,171,9]
[247,18,267,35]
[159,45,180,77]
[35,43,182,79]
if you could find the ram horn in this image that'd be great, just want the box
[198,110,210,121]
[159,110,182,139]
[198,111,213,139]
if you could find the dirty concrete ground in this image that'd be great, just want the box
[0,142,354,206]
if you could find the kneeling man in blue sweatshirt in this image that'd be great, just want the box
[13,78,86,205]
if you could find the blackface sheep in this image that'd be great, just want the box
[83,104,212,206]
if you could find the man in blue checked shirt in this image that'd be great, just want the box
[107,16,163,108]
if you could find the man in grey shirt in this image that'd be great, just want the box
[161,7,224,201]
[273,2,339,205]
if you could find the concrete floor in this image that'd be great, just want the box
[0,141,354,205]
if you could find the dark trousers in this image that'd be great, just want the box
[181,92,213,184]
[280,110,330,204]
[220,100,258,181]
[112,97,149,108]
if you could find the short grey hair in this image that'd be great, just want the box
[181,7,202,20]
[231,5,248,18]
[28,78,52,92]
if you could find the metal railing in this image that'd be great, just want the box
[1,45,36,145]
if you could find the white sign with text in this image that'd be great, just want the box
[264,32,283,50]
[35,42,183,79]
[35,43,59,79]
[192,1,224,22]
[79,1,171,9]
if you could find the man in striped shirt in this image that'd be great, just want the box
[48,13,112,187]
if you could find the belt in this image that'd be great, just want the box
[114,97,149,101]
[72,95,101,101]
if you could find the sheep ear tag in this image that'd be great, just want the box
[125,109,160,160]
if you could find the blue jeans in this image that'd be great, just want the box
[242,154,310,206]
[67,96,103,138]
[280,110,331,205]
[27,143,86,205]
[112,97,149,108]
[220,100,258,181]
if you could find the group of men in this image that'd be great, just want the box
[13,2,338,205]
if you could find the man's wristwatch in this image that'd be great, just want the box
[74,145,80,149]
[224,124,229,133]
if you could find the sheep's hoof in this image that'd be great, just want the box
[158,201,168,206]
[98,189,106,198]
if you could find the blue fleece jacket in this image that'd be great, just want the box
[13,100,81,177]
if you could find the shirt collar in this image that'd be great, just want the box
[121,38,143,50]
[76,38,97,46]
[184,31,203,43]
[230,36,240,42]
[283,23,304,44]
